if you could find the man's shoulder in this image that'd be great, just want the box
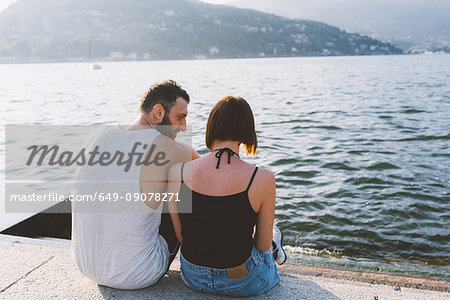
[154,134,185,147]
[152,135,193,162]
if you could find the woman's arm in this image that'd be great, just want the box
[253,169,276,253]
[167,163,183,243]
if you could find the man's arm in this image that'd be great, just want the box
[140,136,192,209]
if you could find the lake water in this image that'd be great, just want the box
[0,55,449,275]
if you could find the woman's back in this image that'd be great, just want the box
[178,149,259,268]
[187,150,259,198]
[167,96,281,296]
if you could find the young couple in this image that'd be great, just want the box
[72,80,286,297]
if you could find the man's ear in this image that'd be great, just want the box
[152,104,165,122]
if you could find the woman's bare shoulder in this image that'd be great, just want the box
[251,167,275,194]
[254,167,275,182]
[247,166,276,212]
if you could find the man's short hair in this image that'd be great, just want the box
[139,80,190,114]
[206,96,258,156]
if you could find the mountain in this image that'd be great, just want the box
[227,0,450,50]
[0,0,402,63]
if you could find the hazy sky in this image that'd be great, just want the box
[200,0,230,3]
[0,0,16,12]
[0,0,231,13]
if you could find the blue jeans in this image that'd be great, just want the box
[180,246,280,297]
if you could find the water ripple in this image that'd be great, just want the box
[321,162,360,171]
[367,162,401,170]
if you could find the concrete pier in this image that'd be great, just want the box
[0,234,448,300]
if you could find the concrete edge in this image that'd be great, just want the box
[0,234,448,293]
[0,234,71,248]
[279,263,450,293]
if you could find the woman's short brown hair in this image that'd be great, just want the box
[206,96,257,156]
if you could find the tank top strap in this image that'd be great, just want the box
[180,162,186,184]
[246,167,259,192]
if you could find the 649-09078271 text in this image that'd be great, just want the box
[9,192,180,202]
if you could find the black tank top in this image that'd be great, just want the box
[179,150,258,269]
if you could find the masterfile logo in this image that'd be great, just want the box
[4,125,193,214]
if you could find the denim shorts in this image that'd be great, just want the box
[180,246,280,297]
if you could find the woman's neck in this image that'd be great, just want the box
[211,141,240,155]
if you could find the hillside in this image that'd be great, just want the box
[228,0,450,51]
[0,0,402,63]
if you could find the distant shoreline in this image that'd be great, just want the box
[1,52,437,66]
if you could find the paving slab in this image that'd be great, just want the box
[0,240,62,293]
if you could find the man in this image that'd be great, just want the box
[72,80,198,289]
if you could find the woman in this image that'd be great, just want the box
[167,96,285,296]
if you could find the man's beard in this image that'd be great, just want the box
[156,114,176,139]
